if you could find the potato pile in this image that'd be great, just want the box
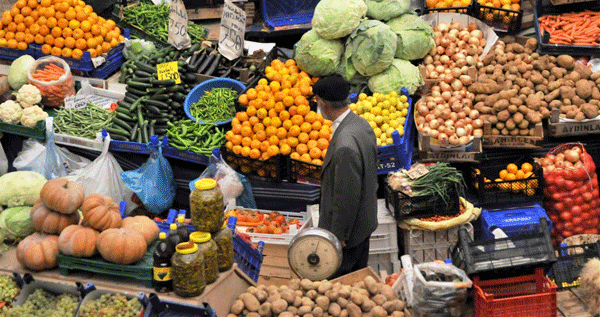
[228,276,409,317]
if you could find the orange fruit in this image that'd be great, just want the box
[54,10,64,19]
[296,144,308,155]
[515,170,526,180]
[2,12,12,25]
[87,47,96,58]
[300,154,311,162]
[61,47,71,57]
[288,125,301,137]
[83,31,92,40]
[14,31,24,42]
[259,141,270,153]
[319,127,331,140]
[290,152,301,160]
[21,6,32,16]
[0,30,5,38]
[64,36,75,48]
[34,33,44,44]
[6,22,17,32]
[248,116,259,126]
[61,27,72,37]
[74,38,86,49]
[317,138,329,150]
[289,105,298,116]
[16,23,26,32]
[0,38,8,48]
[282,96,294,107]
[321,149,327,159]
[312,120,322,131]
[231,134,242,145]
[298,132,309,144]
[23,16,34,26]
[287,137,299,148]
[256,108,268,120]
[30,10,38,20]
[16,0,26,9]
[276,127,287,140]
[38,24,49,36]
[250,139,261,150]
[27,0,38,8]
[241,137,252,148]
[28,22,39,34]
[252,123,265,134]
[506,163,519,174]
[304,112,317,124]
[49,45,61,56]
[85,36,96,49]
[291,115,303,126]
[105,19,116,30]
[16,41,27,50]
[267,145,279,157]
[249,149,261,159]
[6,38,17,48]
[72,28,83,39]
[99,26,107,38]
[297,105,310,116]
[76,10,87,21]
[268,135,279,146]
[53,36,64,48]
[57,17,68,28]
[5,31,15,40]
[309,147,322,159]
[44,34,54,45]
[271,117,282,128]
[309,130,319,140]
[43,7,54,18]
[300,122,312,133]
[279,110,290,122]
[521,162,533,173]
[64,8,75,20]
[101,41,111,53]
[90,24,100,36]
[232,145,242,155]
[10,7,20,17]
[83,5,92,14]
[255,130,267,142]
[47,17,58,28]
[265,126,277,137]
[50,26,61,37]
[280,144,292,156]
[241,126,253,138]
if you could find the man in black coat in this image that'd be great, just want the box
[314,75,379,279]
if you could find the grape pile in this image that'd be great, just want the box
[0,275,19,303]
[3,288,78,317]
[78,293,143,317]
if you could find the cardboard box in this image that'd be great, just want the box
[330,267,383,285]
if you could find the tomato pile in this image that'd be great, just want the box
[540,144,600,245]
[225,208,301,235]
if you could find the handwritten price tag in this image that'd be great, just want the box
[156,61,181,84]
[64,95,88,109]
[218,0,246,60]
[406,163,429,179]
[168,0,191,50]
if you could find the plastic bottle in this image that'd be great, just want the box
[167,223,182,253]
[153,232,174,293]
[176,215,191,242]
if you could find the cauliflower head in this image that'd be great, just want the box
[16,84,42,108]
[20,105,48,128]
[0,100,23,124]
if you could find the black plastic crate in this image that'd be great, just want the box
[222,146,287,181]
[423,1,473,15]
[384,181,460,221]
[143,293,217,317]
[535,0,600,56]
[548,242,600,290]
[288,157,322,185]
[473,2,523,34]
[470,156,544,207]
[451,217,557,278]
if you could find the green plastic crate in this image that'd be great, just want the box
[58,241,157,288]
[0,119,45,140]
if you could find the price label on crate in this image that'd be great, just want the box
[168,0,191,50]
[156,61,181,84]
[406,163,429,179]
[218,0,246,60]
[64,95,88,109]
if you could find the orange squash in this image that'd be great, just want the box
[58,224,99,257]
[121,215,159,245]
[39,178,85,214]
[30,198,80,234]
[16,232,59,271]
[96,228,147,265]
[80,194,122,231]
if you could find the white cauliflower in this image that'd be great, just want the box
[20,105,48,128]
[0,100,23,124]
[16,84,42,108]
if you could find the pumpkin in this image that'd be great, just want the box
[16,232,59,271]
[30,198,80,234]
[81,194,122,231]
[122,216,160,245]
[39,178,85,214]
[58,224,100,257]
[97,228,147,265]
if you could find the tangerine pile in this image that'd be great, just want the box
[425,0,470,9]
[0,0,124,58]
[226,58,333,166]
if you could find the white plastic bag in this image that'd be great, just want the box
[0,133,7,176]
[13,118,91,179]
[67,134,136,213]
[198,154,244,205]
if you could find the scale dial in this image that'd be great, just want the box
[288,228,342,281]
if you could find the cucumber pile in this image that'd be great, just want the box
[113,45,199,142]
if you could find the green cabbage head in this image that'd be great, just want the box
[0,171,47,207]
[365,0,410,21]
[312,0,367,40]
[345,20,397,77]
[368,59,424,95]
[387,13,435,60]
[295,30,344,77]
[0,206,35,242]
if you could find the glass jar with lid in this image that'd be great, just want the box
[212,221,234,272]
[190,178,224,233]
[171,241,205,297]
[190,231,219,284]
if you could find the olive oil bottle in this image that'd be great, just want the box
[153,232,174,292]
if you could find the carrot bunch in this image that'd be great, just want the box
[30,62,75,107]
[538,11,600,46]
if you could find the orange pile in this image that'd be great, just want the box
[0,0,124,58]
[226,59,333,165]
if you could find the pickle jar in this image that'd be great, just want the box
[190,231,219,284]
[171,241,205,297]
[212,222,234,272]
[190,179,224,233]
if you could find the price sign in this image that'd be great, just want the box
[64,95,88,109]
[168,0,191,50]
[218,0,246,60]
[406,163,429,179]
[156,61,181,84]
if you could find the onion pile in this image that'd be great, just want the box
[538,146,584,173]
[422,22,487,80]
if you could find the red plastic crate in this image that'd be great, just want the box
[474,268,557,317]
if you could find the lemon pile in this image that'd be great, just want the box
[349,92,409,146]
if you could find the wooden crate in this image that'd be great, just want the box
[548,109,600,137]
[187,2,256,25]
[418,133,483,163]
[482,122,544,148]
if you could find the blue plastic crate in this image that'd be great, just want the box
[109,139,151,154]
[142,293,217,317]
[376,91,413,175]
[0,44,37,61]
[154,209,195,233]
[481,204,552,240]
[184,78,246,125]
[261,0,319,29]
[230,217,264,282]
[88,51,124,79]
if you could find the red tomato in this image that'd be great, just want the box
[560,211,572,221]
[274,215,286,225]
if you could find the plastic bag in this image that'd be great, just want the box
[191,154,246,207]
[411,262,472,317]
[123,39,156,60]
[67,133,135,213]
[13,118,91,179]
[0,134,7,176]
[27,56,75,108]
[121,137,176,214]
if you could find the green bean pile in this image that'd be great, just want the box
[122,2,207,45]
[166,120,226,155]
[3,288,78,317]
[53,104,115,139]
[0,275,19,303]
[78,293,142,317]
[190,88,238,123]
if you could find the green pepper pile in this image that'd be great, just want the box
[166,120,226,155]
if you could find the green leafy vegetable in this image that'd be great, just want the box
[368,59,424,95]
[8,55,35,90]
[0,206,34,242]
[387,13,436,60]
[0,171,47,207]
[312,0,367,39]
[294,30,344,77]
[345,20,397,77]
[365,0,410,21]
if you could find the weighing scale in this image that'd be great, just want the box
[288,228,343,281]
